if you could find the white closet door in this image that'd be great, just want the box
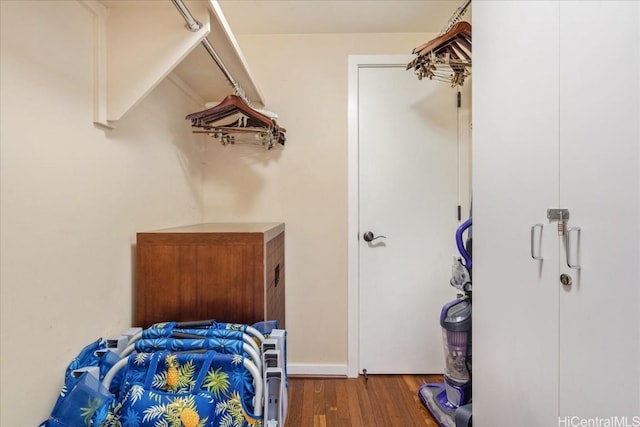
[473,2,560,426]
[357,63,459,374]
[558,1,640,417]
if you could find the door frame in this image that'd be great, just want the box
[347,54,415,378]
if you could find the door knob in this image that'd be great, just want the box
[363,231,386,242]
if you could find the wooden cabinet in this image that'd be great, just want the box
[134,223,285,328]
[474,1,639,425]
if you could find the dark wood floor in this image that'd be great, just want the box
[284,374,443,427]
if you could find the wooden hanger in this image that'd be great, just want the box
[186,94,275,128]
[407,21,471,71]
[413,21,471,57]
[407,0,471,86]
[407,21,471,86]
[186,94,286,148]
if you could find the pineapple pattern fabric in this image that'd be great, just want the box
[106,350,261,427]
[42,322,281,427]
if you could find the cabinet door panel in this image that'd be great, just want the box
[473,1,560,425]
[559,1,640,417]
[196,244,263,325]
[135,245,197,327]
[135,225,284,329]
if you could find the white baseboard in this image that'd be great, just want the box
[286,363,348,377]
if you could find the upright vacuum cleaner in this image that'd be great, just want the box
[419,217,472,427]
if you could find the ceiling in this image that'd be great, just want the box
[217,0,471,35]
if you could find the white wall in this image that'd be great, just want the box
[201,32,435,372]
[0,1,205,425]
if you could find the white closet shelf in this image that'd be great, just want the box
[83,0,265,128]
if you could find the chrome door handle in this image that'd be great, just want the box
[531,224,543,260]
[363,231,386,242]
[565,226,581,270]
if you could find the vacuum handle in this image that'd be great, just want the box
[456,218,472,268]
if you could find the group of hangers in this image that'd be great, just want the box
[186,94,286,150]
[407,0,472,87]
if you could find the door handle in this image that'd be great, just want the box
[363,231,386,242]
[530,224,543,260]
[565,226,581,270]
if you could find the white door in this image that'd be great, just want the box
[473,2,561,425]
[558,1,640,417]
[354,57,468,374]
[474,1,640,425]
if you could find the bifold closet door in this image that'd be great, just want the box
[473,2,560,426]
[558,1,640,417]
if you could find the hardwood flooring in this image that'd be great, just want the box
[284,374,443,427]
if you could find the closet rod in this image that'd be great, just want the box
[171,0,202,32]
[440,0,471,35]
[170,0,247,101]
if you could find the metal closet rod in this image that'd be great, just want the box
[441,0,472,35]
[170,0,247,101]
